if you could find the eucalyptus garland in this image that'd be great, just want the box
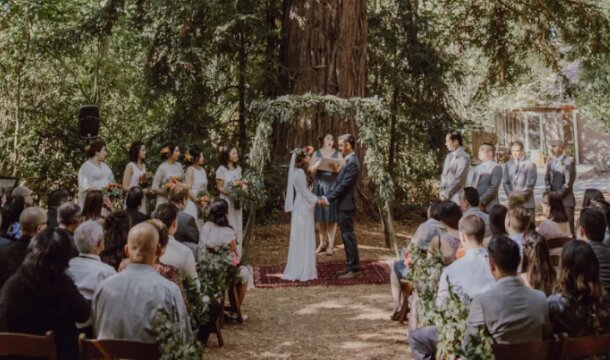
[153,307,203,360]
[405,242,444,327]
[247,93,395,209]
[183,274,211,332]
[197,245,237,298]
[435,281,473,360]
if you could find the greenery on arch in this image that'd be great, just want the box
[246,93,396,210]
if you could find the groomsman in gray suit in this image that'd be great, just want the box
[440,131,470,204]
[469,144,502,213]
[545,139,577,238]
[503,141,537,225]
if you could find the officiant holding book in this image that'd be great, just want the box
[309,134,343,256]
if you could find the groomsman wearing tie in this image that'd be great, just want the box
[440,131,470,204]
[470,143,503,213]
[503,141,537,225]
[545,139,577,238]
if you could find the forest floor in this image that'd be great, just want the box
[205,220,418,360]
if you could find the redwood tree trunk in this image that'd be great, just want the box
[274,0,367,156]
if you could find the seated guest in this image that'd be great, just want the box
[47,188,71,228]
[119,219,186,302]
[100,210,131,270]
[548,240,610,336]
[0,209,12,247]
[154,203,199,284]
[582,189,610,247]
[0,227,90,359]
[168,183,199,251]
[0,207,47,288]
[67,221,117,336]
[505,204,530,251]
[125,186,149,227]
[463,234,551,347]
[489,204,508,236]
[408,215,495,359]
[82,189,105,222]
[390,200,445,319]
[520,230,556,296]
[199,199,249,319]
[428,201,463,265]
[93,222,192,343]
[58,202,82,257]
[578,207,610,294]
[538,192,571,240]
[460,187,491,239]
[1,195,26,240]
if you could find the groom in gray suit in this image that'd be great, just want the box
[544,139,577,238]
[503,141,537,225]
[469,143,502,213]
[440,131,470,204]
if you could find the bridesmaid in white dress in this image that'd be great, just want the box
[77,140,114,210]
[122,141,148,214]
[184,147,209,227]
[151,143,184,210]
[282,147,319,281]
[216,145,245,258]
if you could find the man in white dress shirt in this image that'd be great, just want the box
[154,203,199,286]
[440,131,470,205]
[93,222,192,343]
[409,215,495,360]
[67,221,117,334]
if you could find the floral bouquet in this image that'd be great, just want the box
[103,183,124,210]
[223,169,267,210]
[161,176,182,193]
[224,180,249,210]
[197,190,211,220]
[138,171,153,189]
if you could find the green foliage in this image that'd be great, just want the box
[435,282,472,360]
[183,274,211,333]
[457,326,495,360]
[153,307,203,360]
[405,242,444,327]
[197,245,237,298]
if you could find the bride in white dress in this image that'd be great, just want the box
[282,147,319,282]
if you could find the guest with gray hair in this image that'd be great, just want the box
[58,202,82,258]
[67,220,117,336]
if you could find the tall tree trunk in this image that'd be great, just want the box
[238,29,247,156]
[274,0,367,155]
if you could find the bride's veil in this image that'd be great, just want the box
[284,152,297,213]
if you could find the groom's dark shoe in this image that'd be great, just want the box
[338,271,362,279]
[336,268,350,276]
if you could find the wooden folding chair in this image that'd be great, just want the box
[397,279,412,325]
[546,237,571,268]
[78,333,161,360]
[224,280,243,324]
[0,331,57,359]
[493,340,552,360]
[556,332,610,359]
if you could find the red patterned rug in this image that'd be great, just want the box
[253,260,391,288]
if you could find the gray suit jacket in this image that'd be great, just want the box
[544,155,576,208]
[464,276,551,346]
[589,240,610,295]
[174,210,199,245]
[470,161,503,212]
[503,158,537,209]
[440,147,470,204]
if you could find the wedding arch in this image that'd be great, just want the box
[245,93,398,252]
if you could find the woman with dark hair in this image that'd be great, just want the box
[100,210,131,270]
[184,146,209,226]
[548,240,610,336]
[308,134,342,256]
[489,204,508,236]
[198,198,249,318]
[152,143,184,210]
[581,189,610,246]
[122,141,148,214]
[282,147,318,282]
[538,192,571,240]
[81,189,105,222]
[520,230,556,295]
[1,195,26,240]
[77,140,114,209]
[431,200,463,265]
[215,145,246,258]
[47,188,72,229]
[0,227,90,359]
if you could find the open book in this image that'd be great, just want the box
[317,157,345,172]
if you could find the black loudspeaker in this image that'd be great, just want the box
[78,105,100,140]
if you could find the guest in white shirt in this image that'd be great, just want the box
[93,222,192,343]
[409,215,495,359]
[154,203,199,286]
[67,221,117,335]
[505,204,531,251]
[436,215,495,306]
[460,187,491,240]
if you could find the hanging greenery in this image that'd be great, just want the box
[197,245,238,298]
[153,307,203,360]
[247,93,395,210]
[435,282,473,359]
[182,274,211,333]
[405,242,444,327]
